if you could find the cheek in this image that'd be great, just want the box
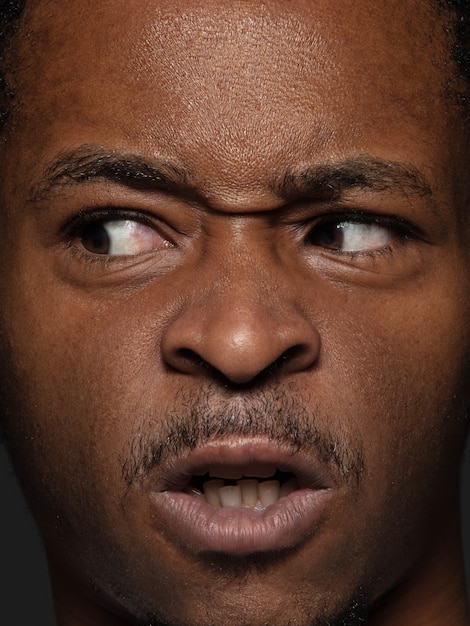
[1,240,470,614]
[3,259,469,508]
[324,280,470,517]
[0,293,138,533]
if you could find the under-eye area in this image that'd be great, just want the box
[3,0,469,622]
[183,466,299,510]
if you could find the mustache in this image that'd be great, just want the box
[121,385,365,486]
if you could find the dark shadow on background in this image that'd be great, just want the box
[1,440,470,626]
[0,446,55,626]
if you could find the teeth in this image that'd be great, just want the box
[258,480,281,507]
[204,479,224,508]
[237,479,258,507]
[219,485,242,507]
[186,474,300,509]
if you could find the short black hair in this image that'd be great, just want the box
[0,0,24,125]
[0,0,468,128]
[441,0,470,94]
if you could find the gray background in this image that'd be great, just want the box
[1,441,469,626]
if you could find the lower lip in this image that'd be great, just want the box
[149,487,332,554]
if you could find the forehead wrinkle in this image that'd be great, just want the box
[27,146,437,217]
[11,1,457,219]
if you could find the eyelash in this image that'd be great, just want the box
[63,242,114,268]
[61,206,419,274]
[62,206,170,259]
[64,207,156,232]
[304,212,417,256]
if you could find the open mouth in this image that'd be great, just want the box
[148,441,335,554]
[184,465,299,510]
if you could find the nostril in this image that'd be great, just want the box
[281,344,308,362]
[176,348,203,367]
[268,343,318,375]
[171,348,215,374]
[161,301,321,383]
[172,348,260,385]
[171,344,318,387]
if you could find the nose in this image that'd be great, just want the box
[161,278,320,385]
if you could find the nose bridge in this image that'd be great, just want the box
[161,244,320,384]
[199,255,289,342]
[210,240,280,299]
[203,216,290,308]
[192,216,296,326]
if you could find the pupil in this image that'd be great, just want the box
[81,223,110,254]
[311,223,344,249]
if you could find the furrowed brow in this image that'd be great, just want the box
[277,156,433,201]
[29,146,192,203]
[29,148,434,211]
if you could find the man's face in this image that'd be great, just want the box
[0,0,469,624]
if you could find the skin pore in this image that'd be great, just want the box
[0,0,470,625]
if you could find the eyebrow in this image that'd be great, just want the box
[277,156,433,201]
[30,145,433,206]
[30,145,192,203]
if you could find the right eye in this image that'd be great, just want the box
[307,218,397,253]
[79,218,171,256]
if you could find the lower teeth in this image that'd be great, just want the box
[184,477,299,509]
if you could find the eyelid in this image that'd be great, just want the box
[64,206,154,228]
[307,210,421,236]
[301,210,424,262]
[62,206,177,243]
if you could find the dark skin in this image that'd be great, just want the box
[0,0,470,624]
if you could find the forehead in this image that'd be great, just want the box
[3,0,460,203]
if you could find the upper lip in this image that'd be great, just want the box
[142,438,340,555]
[151,437,337,493]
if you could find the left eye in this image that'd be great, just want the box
[79,219,169,256]
[308,219,397,253]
